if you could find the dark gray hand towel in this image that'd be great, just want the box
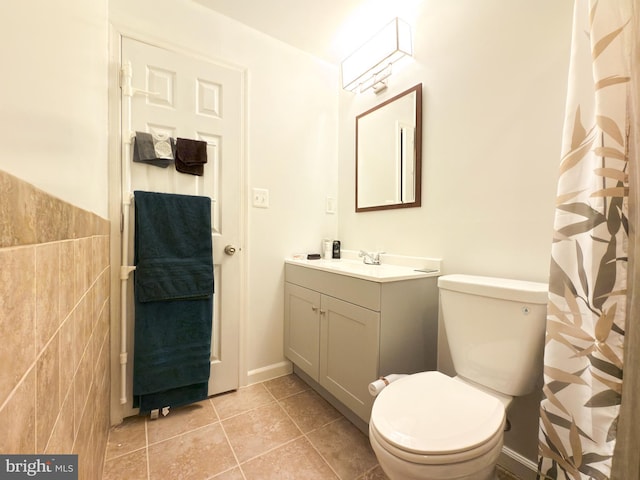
[133,132,175,168]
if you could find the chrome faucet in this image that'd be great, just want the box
[359,250,384,265]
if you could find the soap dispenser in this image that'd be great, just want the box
[332,240,341,259]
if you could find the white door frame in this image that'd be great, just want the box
[107,25,249,425]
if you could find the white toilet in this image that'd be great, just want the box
[369,274,548,480]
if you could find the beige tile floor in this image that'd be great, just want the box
[102,374,521,480]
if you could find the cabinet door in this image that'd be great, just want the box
[319,295,380,422]
[284,283,321,381]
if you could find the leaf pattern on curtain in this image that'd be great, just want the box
[538,2,631,480]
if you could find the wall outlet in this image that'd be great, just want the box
[252,188,269,208]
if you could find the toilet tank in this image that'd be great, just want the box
[437,274,548,397]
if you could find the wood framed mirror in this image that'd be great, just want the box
[356,83,422,212]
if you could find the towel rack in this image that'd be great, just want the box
[121,61,160,98]
[118,63,138,405]
[118,61,217,406]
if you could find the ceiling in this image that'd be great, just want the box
[194,0,423,64]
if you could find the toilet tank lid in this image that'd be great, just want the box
[438,274,548,304]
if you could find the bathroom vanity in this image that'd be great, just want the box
[284,256,441,423]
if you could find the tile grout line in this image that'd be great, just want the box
[272,391,343,480]
[146,418,223,447]
[229,384,308,473]
[211,397,248,480]
[235,435,306,468]
[300,424,344,480]
[103,444,147,462]
[359,463,382,479]
[264,378,379,480]
[218,382,343,478]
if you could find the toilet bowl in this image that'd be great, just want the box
[369,371,506,480]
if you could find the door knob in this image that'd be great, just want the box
[224,245,238,256]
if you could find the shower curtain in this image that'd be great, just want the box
[538,1,639,480]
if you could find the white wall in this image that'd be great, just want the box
[109,0,339,383]
[337,0,574,467]
[339,0,574,284]
[0,0,109,217]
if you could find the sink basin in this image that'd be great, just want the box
[285,258,440,282]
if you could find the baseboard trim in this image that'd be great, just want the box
[246,360,293,385]
[499,446,538,480]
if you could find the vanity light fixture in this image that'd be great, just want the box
[341,18,413,94]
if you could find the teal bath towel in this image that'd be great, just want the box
[132,190,214,413]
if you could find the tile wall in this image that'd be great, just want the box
[0,170,111,479]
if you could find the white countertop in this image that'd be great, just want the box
[285,256,441,283]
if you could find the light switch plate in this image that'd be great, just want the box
[326,196,336,214]
[252,188,269,208]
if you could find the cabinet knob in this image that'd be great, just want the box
[311,306,319,312]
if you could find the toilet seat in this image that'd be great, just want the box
[370,371,505,461]
[370,420,503,466]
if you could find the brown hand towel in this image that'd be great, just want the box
[175,138,208,176]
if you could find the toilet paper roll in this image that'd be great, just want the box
[368,379,387,397]
[368,374,408,397]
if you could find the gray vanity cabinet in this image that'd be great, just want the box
[284,282,321,380]
[319,294,379,420]
[284,262,439,423]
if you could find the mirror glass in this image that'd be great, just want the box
[356,84,422,212]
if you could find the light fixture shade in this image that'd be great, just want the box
[341,18,413,92]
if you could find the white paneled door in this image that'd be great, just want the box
[121,37,243,410]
